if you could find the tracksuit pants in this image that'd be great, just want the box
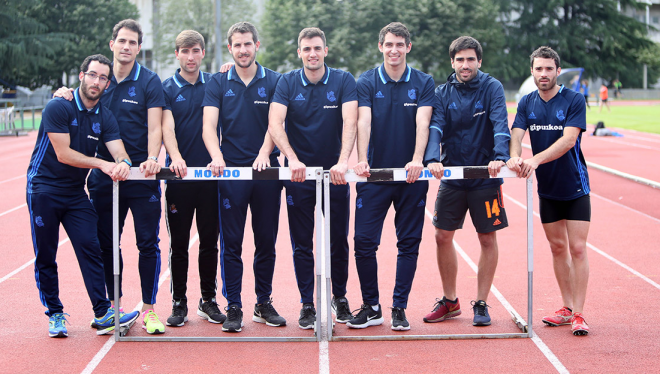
[88,169,162,305]
[165,181,219,303]
[354,181,428,309]
[284,180,350,304]
[27,191,111,318]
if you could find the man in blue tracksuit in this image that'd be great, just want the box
[346,22,434,331]
[268,27,358,329]
[161,30,224,328]
[203,22,286,333]
[423,36,510,327]
[27,54,139,338]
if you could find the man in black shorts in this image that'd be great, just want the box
[508,46,590,336]
[424,36,510,327]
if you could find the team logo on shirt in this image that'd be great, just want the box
[35,216,44,227]
[225,89,236,97]
[223,198,231,209]
[448,102,458,110]
[169,204,178,213]
[128,87,136,97]
[149,195,159,202]
[528,112,537,119]
[327,91,336,102]
[71,119,78,127]
[258,87,267,98]
[375,91,385,99]
[417,199,425,207]
[92,123,101,134]
[475,100,483,110]
[356,198,363,209]
[408,89,416,100]
[176,94,186,102]
[295,93,305,101]
[556,110,566,121]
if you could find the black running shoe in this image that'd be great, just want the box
[471,300,492,326]
[253,298,286,327]
[298,303,316,330]
[166,299,188,327]
[223,305,244,332]
[331,296,353,323]
[346,304,384,329]
[391,307,410,331]
[197,298,226,324]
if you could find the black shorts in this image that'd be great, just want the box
[432,185,508,233]
[539,195,591,224]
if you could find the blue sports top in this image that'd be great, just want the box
[357,64,435,168]
[425,70,510,190]
[96,62,165,164]
[512,85,590,200]
[202,62,282,166]
[163,69,213,169]
[27,89,121,195]
[271,64,357,169]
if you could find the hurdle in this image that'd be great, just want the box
[111,167,325,342]
[326,166,534,341]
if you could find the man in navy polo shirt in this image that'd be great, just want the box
[508,46,590,336]
[202,22,286,333]
[27,54,139,338]
[55,19,166,334]
[346,22,433,331]
[423,36,510,327]
[161,30,225,328]
[268,27,358,329]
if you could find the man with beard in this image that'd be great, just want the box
[423,36,510,327]
[268,27,358,329]
[507,46,590,336]
[161,30,224,328]
[347,22,433,331]
[26,54,140,338]
[202,22,285,333]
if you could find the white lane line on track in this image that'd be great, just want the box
[423,209,568,374]
[0,174,26,185]
[590,192,660,225]
[0,238,70,285]
[0,203,26,218]
[591,137,660,151]
[81,233,198,374]
[504,193,660,291]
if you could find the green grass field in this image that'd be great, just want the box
[508,102,660,134]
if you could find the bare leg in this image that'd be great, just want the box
[476,231,499,302]
[435,228,458,300]
[542,220,573,309]
[566,220,590,313]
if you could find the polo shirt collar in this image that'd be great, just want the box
[300,64,330,86]
[173,68,206,88]
[377,64,411,84]
[73,88,100,114]
[111,61,142,84]
[228,62,266,83]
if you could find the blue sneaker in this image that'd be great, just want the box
[49,313,69,338]
[94,307,140,335]
[471,300,492,326]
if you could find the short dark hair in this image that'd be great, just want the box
[227,22,259,45]
[530,46,560,69]
[298,27,325,49]
[176,30,205,51]
[449,36,482,61]
[378,22,410,46]
[112,19,143,45]
[80,54,113,80]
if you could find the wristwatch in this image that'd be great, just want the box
[121,159,132,167]
[148,156,158,162]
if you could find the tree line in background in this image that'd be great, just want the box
[2,0,659,90]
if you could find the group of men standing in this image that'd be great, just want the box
[27,18,591,338]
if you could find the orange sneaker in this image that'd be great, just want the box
[571,313,589,336]
[542,307,573,326]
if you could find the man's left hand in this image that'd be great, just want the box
[487,160,505,178]
[329,162,348,185]
[140,158,161,177]
[405,160,424,183]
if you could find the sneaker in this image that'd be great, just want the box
[331,296,353,323]
[423,297,462,323]
[253,298,286,327]
[472,300,491,326]
[346,304,384,329]
[94,307,140,335]
[197,298,226,324]
[142,310,165,334]
[391,307,410,331]
[223,305,244,332]
[48,313,69,338]
[571,313,589,336]
[542,307,573,326]
[166,300,188,327]
[298,303,316,330]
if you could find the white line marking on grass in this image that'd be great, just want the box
[0,203,26,218]
[0,238,70,285]
[0,174,25,185]
[424,209,568,374]
[81,233,199,374]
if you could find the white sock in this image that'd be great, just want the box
[371,305,379,311]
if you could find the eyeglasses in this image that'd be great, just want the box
[83,72,109,83]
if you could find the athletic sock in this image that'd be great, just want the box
[371,305,379,311]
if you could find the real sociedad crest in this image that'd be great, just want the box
[475,100,483,110]
[128,86,136,97]
[258,87,266,98]
[92,123,101,134]
[327,91,336,102]
[408,89,416,100]
[556,110,566,121]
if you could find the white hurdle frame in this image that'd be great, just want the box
[112,167,324,342]
[326,166,534,341]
